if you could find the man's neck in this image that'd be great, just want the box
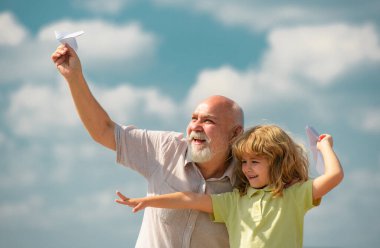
[197,159,229,180]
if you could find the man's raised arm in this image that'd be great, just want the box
[51,44,116,150]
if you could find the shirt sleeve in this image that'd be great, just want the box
[115,123,184,179]
[291,179,321,212]
[211,191,237,223]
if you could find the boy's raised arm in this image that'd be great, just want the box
[312,134,344,200]
[115,191,213,214]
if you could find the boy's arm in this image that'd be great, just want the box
[115,191,213,214]
[312,134,344,201]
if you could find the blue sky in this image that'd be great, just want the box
[1,0,379,247]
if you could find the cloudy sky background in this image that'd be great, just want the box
[1,0,379,247]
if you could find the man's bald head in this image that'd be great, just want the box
[199,95,244,129]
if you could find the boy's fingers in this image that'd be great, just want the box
[115,199,128,205]
[116,191,129,201]
[318,134,326,141]
[133,202,143,213]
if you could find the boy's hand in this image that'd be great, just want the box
[317,134,333,151]
[115,191,146,213]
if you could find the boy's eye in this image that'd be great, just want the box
[241,160,247,164]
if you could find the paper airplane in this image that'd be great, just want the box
[54,30,84,51]
[305,125,324,175]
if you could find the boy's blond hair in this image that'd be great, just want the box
[232,125,309,196]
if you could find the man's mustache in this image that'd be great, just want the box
[187,132,210,143]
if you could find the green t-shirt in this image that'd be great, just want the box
[211,180,320,248]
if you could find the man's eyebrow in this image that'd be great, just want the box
[201,114,217,119]
[192,112,215,117]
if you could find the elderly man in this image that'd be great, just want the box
[52,44,244,248]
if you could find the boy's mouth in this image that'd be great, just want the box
[247,175,258,180]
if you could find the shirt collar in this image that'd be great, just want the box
[247,185,273,197]
[185,148,235,184]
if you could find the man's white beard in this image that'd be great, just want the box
[187,131,213,163]
[189,144,212,163]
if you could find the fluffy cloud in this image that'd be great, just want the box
[98,83,178,125]
[184,66,255,113]
[154,1,379,34]
[7,82,79,136]
[0,11,53,83]
[0,12,28,46]
[154,0,321,31]
[185,23,380,115]
[194,1,313,32]
[7,79,178,137]
[39,19,158,70]
[0,16,158,84]
[262,24,380,85]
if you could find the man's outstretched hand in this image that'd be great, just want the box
[51,44,82,81]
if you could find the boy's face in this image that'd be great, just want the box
[241,155,270,189]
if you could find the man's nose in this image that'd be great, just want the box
[189,120,203,131]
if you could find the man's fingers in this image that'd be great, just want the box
[51,46,68,63]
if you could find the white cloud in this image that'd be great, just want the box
[154,0,319,31]
[184,65,255,112]
[97,83,178,124]
[7,79,178,137]
[7,82,79,136]
[0,11,28,46]
[39,19,158,68]
[0,11,53,84]
[195,1,313,32]
[184,23,380,125]
[262,24,380,85]
[0,17,158,84]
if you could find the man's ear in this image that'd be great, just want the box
[232,126,243,138]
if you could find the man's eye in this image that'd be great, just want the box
[205,119,213,123]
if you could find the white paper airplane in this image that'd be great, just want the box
[305,125,324,175]
[54,30,84,51]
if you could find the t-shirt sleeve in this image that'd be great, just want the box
[114,123,184,179]
[211,191,237,223]
[291,179,321,212]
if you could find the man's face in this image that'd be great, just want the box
[186,102,233,163]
